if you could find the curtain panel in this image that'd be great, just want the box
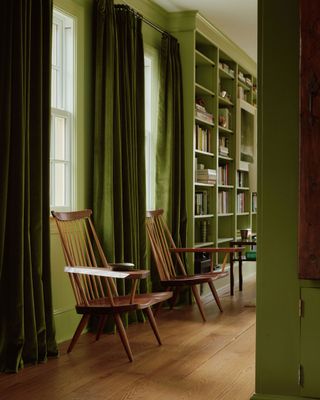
[0,0,58,372]
[156,35,187,263]
[93,0,147,314]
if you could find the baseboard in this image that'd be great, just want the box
[251,394,316,400]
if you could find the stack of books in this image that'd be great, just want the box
[195,103,214,124]
[219,136,229,156]
[196,169,217,185]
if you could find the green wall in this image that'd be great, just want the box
[50,0,93,343]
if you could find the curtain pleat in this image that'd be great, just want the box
[93,0,147,325]
[156,35,187,267]
[0,0,58,372]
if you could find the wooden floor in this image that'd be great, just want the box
[0,274,256,400]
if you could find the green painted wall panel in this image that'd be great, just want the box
[255,0,300,396]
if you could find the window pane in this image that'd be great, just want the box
[54,163,65,206]
[54,116,65,160]
[52,23,57,66]
[51,69,57,108]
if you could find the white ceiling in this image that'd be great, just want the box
[152,0,257,62]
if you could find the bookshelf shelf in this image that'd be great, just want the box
[218,155,233,161]
[218,126,233,134]
[195,182,215,187]
[237,212,250,216]
[218,184,234,189]
[195,149,214,157]
[194,214,214,219]
[194,241,215,248]
[195,83,215,97]
[218,96,234,107]
[195,49,215,66]
[217,237,234,244]
[218,213,234,217]
[219,67,235,80]
[195,116,215,127]
[238,80,252,91]
[237,186,250,191]
[252,212,257,215]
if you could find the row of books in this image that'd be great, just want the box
[218,191,229,214]
[195,190,208,215]
[196,168,217,184]
[218,164,229,185]
[195,125,211,153]
[237,192,246,213]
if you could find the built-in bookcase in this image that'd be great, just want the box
[172,12,257,268]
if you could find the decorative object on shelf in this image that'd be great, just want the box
[219,136,229,156]
[240,228,251,240]
[219,108,232,129]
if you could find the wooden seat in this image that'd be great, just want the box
[52,209,172,362]
[146,209,244,322]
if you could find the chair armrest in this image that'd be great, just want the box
[170,247,245,253]
[124,270,150,279]
[109,262,135,270]
[64,266,129,279]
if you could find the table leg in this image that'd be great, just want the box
[239,250,243,291]
[230,252,234,296]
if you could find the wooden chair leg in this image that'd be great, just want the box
[67,314,90,353]
[191,285,206,322]
[95,315,108,341]
[114,313,133,362]
[208,280,223,312]
[145,307,162,345]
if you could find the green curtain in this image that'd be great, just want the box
[0,0,58,372]
[93,1,147,301]
[156,35,187,258]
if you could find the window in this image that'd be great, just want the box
[50,9,75,211]
[144,48,159,210]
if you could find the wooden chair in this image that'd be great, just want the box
[52,209,172,362]
[146,209,244,322]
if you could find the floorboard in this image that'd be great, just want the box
[0,273,256,400]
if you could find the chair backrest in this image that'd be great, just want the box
[146,209,187,280]
[52,209,117,306]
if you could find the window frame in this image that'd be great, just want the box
[50,8,76,212]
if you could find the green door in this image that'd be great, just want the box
[300,288,320,398]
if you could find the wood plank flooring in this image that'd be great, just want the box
[0,275,256,400]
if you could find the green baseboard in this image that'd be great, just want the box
[251,394,317,400]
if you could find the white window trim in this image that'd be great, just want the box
[50,8,76,212]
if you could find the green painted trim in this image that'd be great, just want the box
[168,11,197,31]
[251,394,317,400]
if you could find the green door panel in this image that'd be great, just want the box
[300,288,320,398]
